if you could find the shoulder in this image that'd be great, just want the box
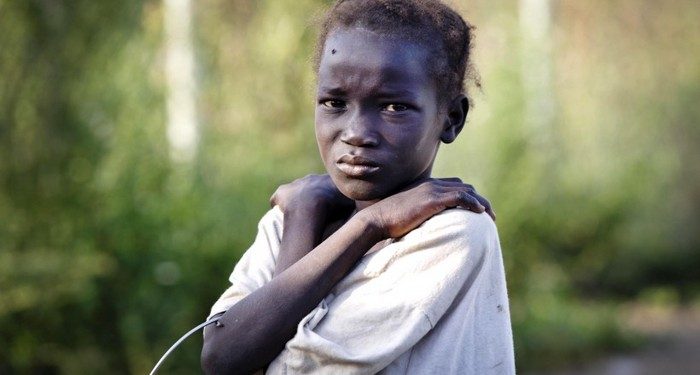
[371,210,501,326]
[403,208,499,250]
[370,209,499,281]
[424,208,497,233]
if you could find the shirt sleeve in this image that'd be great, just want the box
[267,209,498,374]
[208,206,284,319]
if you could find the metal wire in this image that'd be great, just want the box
[149,316,221,375]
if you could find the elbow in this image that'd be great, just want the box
[201,339,222,375]
[201,335,255,375]
[201,336,239,375]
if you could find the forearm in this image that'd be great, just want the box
[273,204,327,276]
[201,213,383,374]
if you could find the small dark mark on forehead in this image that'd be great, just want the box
[331,48,337,54]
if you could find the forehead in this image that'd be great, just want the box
[317,28,434,93]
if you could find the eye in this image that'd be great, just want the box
[320,99,346,109]
[384,103,410,112]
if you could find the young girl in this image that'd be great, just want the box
[202,1,515,373]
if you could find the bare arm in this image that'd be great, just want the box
[201,212,381,374]
[270,175,353,276]
[271,175,494,277]
[201,177,491,374]
[272,202,327,276]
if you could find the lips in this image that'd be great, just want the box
[336,154,380,177]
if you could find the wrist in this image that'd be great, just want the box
[283,199,328,218]
[351,210,387,241]
[283,201,329,234]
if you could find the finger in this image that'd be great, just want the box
[437,177,463,183]
[441,185,494,220]
[446,190,485,213]
[434,180,474,192]
[460,187,494,221]
[472,194,496,221]
[439,183,476,196]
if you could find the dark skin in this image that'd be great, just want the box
[201,27,495,374]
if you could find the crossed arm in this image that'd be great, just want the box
[201,175,494,374]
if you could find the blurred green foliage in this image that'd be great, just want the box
[1,0,699,373]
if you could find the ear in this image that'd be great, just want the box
[440,94,469,144]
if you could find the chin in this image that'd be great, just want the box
[334,178,391,202]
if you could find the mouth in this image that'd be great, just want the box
[335,154,380,177]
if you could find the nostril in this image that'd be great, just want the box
[341,112,380,147]
[340,130,379,147]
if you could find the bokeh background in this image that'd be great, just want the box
[1,0,699,373]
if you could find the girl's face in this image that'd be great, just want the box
[315,27,446,205]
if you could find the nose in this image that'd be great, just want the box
[340,111,379,147]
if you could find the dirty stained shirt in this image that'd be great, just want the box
[209,207,515,374]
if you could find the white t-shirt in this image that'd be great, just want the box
[210,207,515,374]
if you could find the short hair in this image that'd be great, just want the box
[315,0,480,106]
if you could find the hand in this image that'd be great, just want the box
[441,177,495,221]
[359,178,495,239]
[270,174,355,217]
[270,174,355,276]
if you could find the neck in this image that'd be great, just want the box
[352,167,435,213]
[354,199,380,212]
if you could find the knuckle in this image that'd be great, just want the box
[457,190,469,201]
[461,191,476,204]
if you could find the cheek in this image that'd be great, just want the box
[314,122,333,164]
[384,120,439,151]
[391,125,441,168]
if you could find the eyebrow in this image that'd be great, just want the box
[317,86,347,96]
[375,89,418,100]
[317,86,419,101]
